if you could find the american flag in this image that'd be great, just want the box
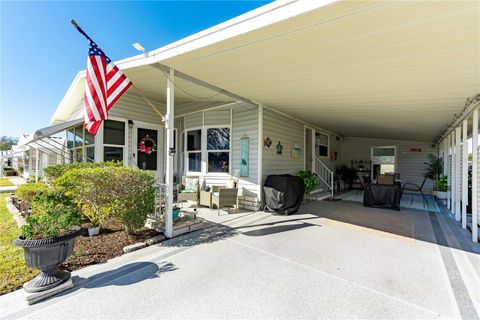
[83,40,131,134]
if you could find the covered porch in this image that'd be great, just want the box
[41,0,479,241]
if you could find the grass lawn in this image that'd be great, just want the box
[0,194,37,295]
[0,178,14,187]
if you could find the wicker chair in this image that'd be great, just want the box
[211,188,239,215]
[177,176,199,207]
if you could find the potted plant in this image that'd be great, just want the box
[298,170,320,194]
[435,175,448,200]
[335,165,357,189]
[425,154,443,196]
[14,202,81,293]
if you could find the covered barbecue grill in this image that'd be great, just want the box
[262,174,305,214]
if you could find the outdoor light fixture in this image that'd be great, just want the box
[132,42,146,54]
[169,148,176,156]
[128,120,134,129]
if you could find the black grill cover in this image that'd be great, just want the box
[363,183,401,211]
[262,174,305,214]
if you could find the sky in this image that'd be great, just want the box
[0,1,270,138]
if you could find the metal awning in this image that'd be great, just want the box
[19,118,82,147]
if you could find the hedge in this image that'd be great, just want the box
[56,166,155,233]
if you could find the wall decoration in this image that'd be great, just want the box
[276,141,283,155]
[291,144,303,158]
[240,137,249,177]
[138,135,157,155]
[329,148,338,161]
[264,137,272,149]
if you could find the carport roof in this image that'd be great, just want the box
[52,0,480,142]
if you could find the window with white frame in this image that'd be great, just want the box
[103,120,125,162]
[185,127,231,174]
[187,129,202,172]
[67,125,95,162]
[207,127,230,173]
[316,132,329,158]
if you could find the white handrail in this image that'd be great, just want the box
[315,156,334,199]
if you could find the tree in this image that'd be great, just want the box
[0,136,18,151]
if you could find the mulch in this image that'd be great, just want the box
[10,195,162,272]
[61,222,161,271]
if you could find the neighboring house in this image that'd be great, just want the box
[23,1,479,240]
[15,134,66,180]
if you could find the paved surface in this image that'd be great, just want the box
[0,177,25,193]
[1,200,480,319]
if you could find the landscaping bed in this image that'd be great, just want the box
[62,223,160,271]
[0,194,37,295]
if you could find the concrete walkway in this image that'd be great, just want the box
[1,200,479,319]
[0,177,25,193]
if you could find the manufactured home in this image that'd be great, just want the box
[20,0,479,241]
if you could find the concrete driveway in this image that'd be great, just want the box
[1,200,480,319]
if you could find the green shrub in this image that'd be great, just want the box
[298,170,319,194]
[20,205,81,240]
[44,161,121,186]
[56,167,116,228]
[32,188,76,217]
[111,167,155,234]
[2,167,16,176]
[15,183,50,208]
[56,166,154,233]
[435,175,448,192]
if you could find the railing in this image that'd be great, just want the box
[315,156,334,199]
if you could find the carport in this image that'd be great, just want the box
[47,0,479,240]
[115,0,479,240]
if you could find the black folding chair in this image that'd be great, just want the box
[402,176,428,208]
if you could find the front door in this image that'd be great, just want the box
[136,127,159,171]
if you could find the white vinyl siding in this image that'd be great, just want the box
[205,109,231,126]
[108,92,165,124]
[341,137,435,194]
[184,112,203,129]
[262,109,304,182]
[232,103,259,197]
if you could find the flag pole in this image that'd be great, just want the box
[69,19,164,120]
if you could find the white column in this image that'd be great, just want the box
[443,139,448,177]
[35,148,40,183]
[257,104,263,202]
[451,131,455,214]
[164,68,175,238]
[472,109,478,242]
[447,134,451,210]
[462,120,468,228]
[455,126,461,220]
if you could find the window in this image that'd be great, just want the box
[187,129,201,172]
[371,146,396,179]
[207,128,230,173]
[316,133,329,157]
[67,125,95,162]
[103,120,125,162]
[184,127,231,174]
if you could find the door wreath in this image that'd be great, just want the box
[138,135,157,155]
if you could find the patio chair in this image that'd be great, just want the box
[211,187,239,215]
[177,176,200,207]
[402,176,428,208]
[356,172,367,196]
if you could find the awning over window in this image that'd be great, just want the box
[18,118,83,147]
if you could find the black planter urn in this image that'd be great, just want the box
[14,229,82,293]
